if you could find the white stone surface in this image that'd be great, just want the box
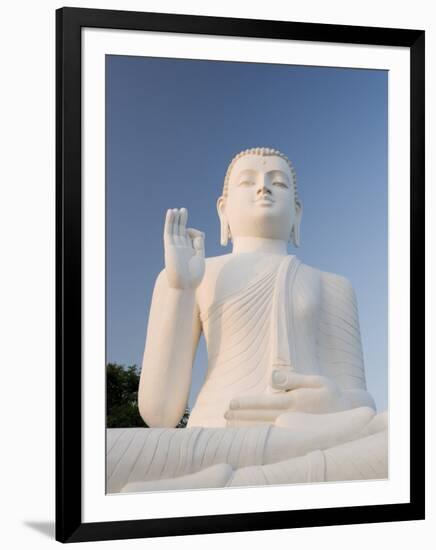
[110,148,388,493]
[107,410,388,492]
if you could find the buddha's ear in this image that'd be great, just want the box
[217,196,230,246]
[290,200,303,247]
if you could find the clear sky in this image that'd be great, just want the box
[106,55,388,412]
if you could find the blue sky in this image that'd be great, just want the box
[106,55,388,412]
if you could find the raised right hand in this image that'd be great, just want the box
[164,208,205,290]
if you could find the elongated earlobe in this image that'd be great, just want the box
[290,200,303,247]
[220,221,231,246]
[217,196,231,246]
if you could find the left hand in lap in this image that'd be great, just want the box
[224,369,352,426]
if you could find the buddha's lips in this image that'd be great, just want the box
[255,196,274,203]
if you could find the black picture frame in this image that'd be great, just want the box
[56,6,425,543]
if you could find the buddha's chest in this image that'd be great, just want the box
[197,257,322,334]
[197,255,279,318]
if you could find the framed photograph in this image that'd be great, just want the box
[56,7,425,543]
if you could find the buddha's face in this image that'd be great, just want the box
[219,154,299,241]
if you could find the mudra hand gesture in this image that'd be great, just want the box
[164,208,205,289]
[224,369,352,427]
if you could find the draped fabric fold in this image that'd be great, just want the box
[188,255,300,427]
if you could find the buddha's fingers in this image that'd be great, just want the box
[271,370,330,392]
[178,207,188,239]
[172,208,182,245]
[224,408,279,422]
[187,228,205,257]
[164,208,174,245]
[229,394,294,411]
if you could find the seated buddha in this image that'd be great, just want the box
[106,147,387,493]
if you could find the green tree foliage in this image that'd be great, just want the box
[106,363,190,428]
[177,407,191,428]
[106,363,145,428]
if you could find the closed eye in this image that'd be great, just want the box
[272,181,288,188]
[238,180,255,186]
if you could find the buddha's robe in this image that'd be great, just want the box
[107,410,387,493]
[188,255,368,427]
[106,255,387,493]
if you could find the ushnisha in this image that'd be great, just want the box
[107,147,387,493]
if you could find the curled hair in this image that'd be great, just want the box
[222,147,300,205]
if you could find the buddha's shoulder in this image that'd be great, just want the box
[203,253,233,275]
[204,253,233,266]
[297,261,355,294]
[155,254,231,277]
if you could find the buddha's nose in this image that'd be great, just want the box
[257,179,271,195]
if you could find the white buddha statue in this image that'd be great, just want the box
[106,147,387,493]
